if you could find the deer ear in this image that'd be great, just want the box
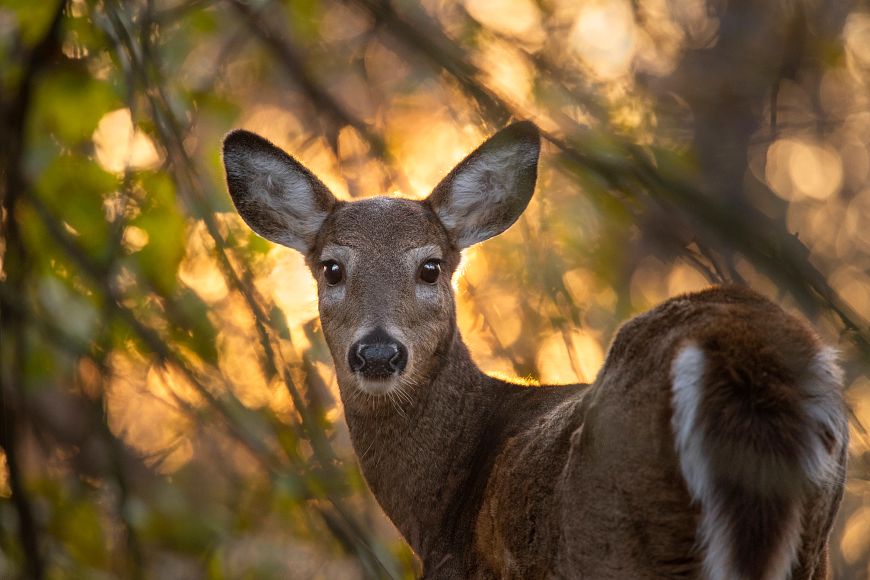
[426,121,540,249]
[222,130,337,254]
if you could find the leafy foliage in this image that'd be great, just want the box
[1,0,869,578]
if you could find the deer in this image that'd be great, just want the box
[222,121,848,579]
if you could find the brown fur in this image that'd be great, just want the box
[222,124,848,579]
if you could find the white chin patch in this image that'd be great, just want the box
[356,377,400,396]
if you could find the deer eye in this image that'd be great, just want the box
[321,260,344,286]
[418,260,441,284]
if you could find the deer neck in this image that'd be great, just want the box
[341,330,495,562]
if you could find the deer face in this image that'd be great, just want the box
[222,122,540,400]
[310,196,459,396]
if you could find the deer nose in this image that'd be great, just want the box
[348,329,408,379]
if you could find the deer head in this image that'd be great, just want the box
[222,122,540,405]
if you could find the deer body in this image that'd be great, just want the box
[223,123,848,579]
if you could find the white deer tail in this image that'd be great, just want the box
[671,331,847,580]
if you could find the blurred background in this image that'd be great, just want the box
[0,0,868,577]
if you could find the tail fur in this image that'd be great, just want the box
[671,325,847,580]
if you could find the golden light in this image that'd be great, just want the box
[106,356,194,474]
[0,452,9,497]
[844,12,870,74]
[6,0,870,574]
[92,108,161,173]
[464,0,543,40]
[337,125,390,197]
[387,108,484,198]
[485,292,524,346]
[846,188,870,251]
[178,221,229,304]
[630,255,670,307]
[788,141,843,200]
[848,377,870,454]
[841,504,870,568]
[536,329,604,384]
[830,267,870,324]
[475,38,535,112]
[842,374,870,579]
[264,246,320,347]
[666,263,710,296]
[213,294,278,408]
[570,0,638,80]
[766,138,844,201]
[486,370,540,387]
[562,268,593,305]
[240,105,349,198]
[121,224,149,253]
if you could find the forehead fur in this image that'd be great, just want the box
[316,197,452,253]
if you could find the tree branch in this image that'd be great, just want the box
[0,3,66,578]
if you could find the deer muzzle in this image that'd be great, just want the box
[348,328,408,380]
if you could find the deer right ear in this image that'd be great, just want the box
[427,121,540,249]
[222,130,337,254]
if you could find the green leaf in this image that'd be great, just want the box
[171,287,219,364]
[35,155,118,262]
[269,305,291,340]
[29,65,118,145]
[302,319,331,364]
[133,172,187,294]
[247,231,272,255]
[55,499,108,567]
[3,0,62,45]
[286,0,322,41]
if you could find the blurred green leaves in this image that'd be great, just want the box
[30,68,118,146]
[132,173,187,295]
[35,156,116,261]
[1,0,868,579]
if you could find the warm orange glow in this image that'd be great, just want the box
[11,0,869,574]
[106,356,194,474]
[766,138,844,201]
[178,221,230,303]
[536,329,604,384]
[475,38,535,112]
[0,451,9,497]
[570,0,638,80]
[92,108,161,173]
[841,503,870,564]
[844,12,870,74]
[464,0,543,40]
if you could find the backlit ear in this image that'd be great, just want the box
[222,130,337,254]
[426,121,540,249]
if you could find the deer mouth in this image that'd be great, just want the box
[355,376,403,396]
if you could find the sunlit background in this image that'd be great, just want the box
[1,0,869,577]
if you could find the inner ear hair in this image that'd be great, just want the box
[222,130,337,254]
[426,121,541,249]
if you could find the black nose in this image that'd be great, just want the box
[348,328,408,379]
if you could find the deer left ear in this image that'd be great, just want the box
[222,129,337,254]
[426,121,540,249]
